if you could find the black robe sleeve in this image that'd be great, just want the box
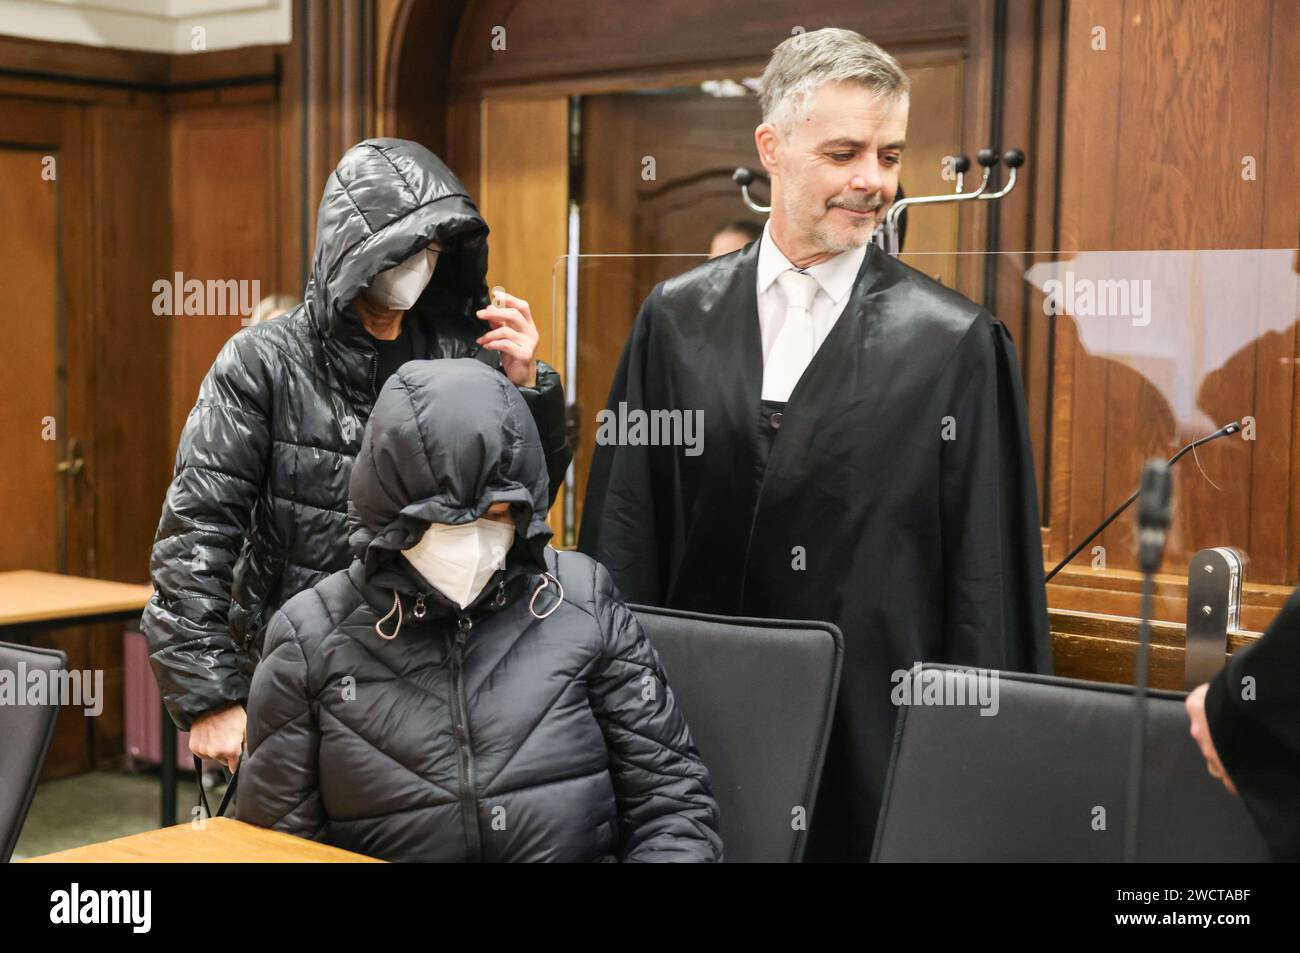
[1205,589,1300,861]
[940,316,1053,674]
[578,289,672,604]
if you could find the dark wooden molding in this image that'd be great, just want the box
[0,34,171,88]
[0,34,284,96]
[447,0,971,96]
[166,43,281,89]
[381,0,464,155]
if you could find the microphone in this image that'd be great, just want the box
[1136,460,1173,573]
[1045,421,1240,583]
[1124,458,1175,863]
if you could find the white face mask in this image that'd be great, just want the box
[363,245,440,311]
[401,516,515,609]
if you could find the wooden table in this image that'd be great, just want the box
[0,570,153,628]
[0,570,176,824]
[22,817,384,862]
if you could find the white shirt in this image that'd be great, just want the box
[755,220,867,374]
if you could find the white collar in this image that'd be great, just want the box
[756,219,867,305]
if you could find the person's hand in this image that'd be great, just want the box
[476,289,539,388]
[1185,683,1238,796]
[189,704,246,773]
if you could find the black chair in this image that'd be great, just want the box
[871,665,1272,861]
[0,641,67,862]
[630,605,843,862]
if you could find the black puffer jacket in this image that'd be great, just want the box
[236,359,722,862]
[141,139,571,731]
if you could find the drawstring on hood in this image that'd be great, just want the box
[528,572,565,620]
[372,588,440,640]
[375,591,404,640]
[374,573,538,640]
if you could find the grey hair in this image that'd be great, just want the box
[759,28,910,134]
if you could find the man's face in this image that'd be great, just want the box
[762,82,908,255]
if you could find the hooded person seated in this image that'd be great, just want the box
[235,358,723,863]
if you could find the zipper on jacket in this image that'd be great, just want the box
[368,353,379,398]
[448,613,484,862]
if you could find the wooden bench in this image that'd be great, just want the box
[1050,607,1259,690]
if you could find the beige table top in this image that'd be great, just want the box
[0,570,153,627]
[23,817,385,863]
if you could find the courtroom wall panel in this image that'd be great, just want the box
[1049,0,1300,625]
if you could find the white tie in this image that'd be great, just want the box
[763,269,821,401]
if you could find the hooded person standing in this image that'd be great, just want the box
[141,139,571,772]
[579,28,1051,861]
[236,359,722,863]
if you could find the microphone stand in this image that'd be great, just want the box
[1124,460,1173,863]
[1124,563,1158,863]
[1044,422,1240,584]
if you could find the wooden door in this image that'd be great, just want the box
[0,96,96,777]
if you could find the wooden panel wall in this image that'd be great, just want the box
[479,97,570,372]
[376,0,461,151]
[0,33,293,775]
[0,76,175,775]
[168,97,280,444]
[0,105,95,779]
[1048,0,1300,625]
[0,145,61,573]
[449,0,971,90]
[964,0,1068,510]
[86,100,174,770]
[896,57,965,289]
[477,96,571,538]
[91,101,174,581]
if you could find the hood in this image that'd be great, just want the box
[347,359,553,600]
[303,138,491,352]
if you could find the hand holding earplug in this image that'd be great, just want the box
[477,286,539,388]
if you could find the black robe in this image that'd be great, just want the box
[579,239,1052,861]
[1206,586,1300,861]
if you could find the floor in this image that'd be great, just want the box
[11,766,223,861]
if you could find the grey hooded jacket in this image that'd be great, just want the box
[141,139,571,731]
[235,359,722,862]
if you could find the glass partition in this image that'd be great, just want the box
[554,248,1300,623]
